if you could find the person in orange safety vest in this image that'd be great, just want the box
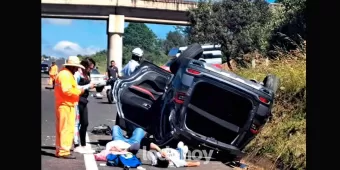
[48,61,59,88]
[54,56,86,159]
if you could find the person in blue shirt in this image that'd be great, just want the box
[121,48,143,77]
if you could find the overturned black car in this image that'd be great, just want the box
[113,44,279,161]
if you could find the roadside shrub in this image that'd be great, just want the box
[235,55,306,170]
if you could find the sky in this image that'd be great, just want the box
[41,0,276,58]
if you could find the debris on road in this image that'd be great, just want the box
[137,166,146,170]
[99,163,107,167]
[91,124,112,135]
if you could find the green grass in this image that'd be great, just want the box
[235,58,306,170]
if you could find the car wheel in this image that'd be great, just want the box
[96,86,104,93]
[170,43,204,74]
[107,89,113,104]
[263,74,280,94]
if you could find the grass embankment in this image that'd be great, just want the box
[234,55,306,170]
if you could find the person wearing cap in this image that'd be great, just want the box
[121,48,143,77]
[48,61,58,89]
[54,56,85,159]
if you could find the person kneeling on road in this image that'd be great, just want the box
[94,125,166,161]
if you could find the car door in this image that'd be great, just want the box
[114,61,172,133]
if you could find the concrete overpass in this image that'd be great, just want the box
[41,0,197,70]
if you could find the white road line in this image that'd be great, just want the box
[84,133,98,170]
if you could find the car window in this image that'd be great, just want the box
[41,64,48,67]
[203,54,222,59]
[168,48,179,57]
[91,69,100,74]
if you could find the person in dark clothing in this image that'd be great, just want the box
[106,60,119,90]
[73,57,96,154]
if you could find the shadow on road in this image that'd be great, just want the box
[98,101,113,104]
[41,150,57,158]
[41,146,57,158]
[89,139,111,146]
[42,146,56,150]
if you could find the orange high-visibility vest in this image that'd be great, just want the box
[49,65,59,76]
[54,68,82,107]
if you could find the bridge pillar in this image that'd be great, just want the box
[107,14,125,73]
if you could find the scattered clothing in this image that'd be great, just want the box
[94,150,110,161]
[106,153,141,168]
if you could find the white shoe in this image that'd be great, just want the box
[74,146,95,154]
[182,145,188,159]
[177,141,188,159]
[177,141,184,149]
[95,93,103,99]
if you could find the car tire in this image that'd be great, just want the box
[107,89,113,104]
[170,43,204,74]
[96,86,104,93]
[263,74,280,94]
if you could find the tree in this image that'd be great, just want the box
[122,23,169,65]
[162,30,187,53]
[187,0,273,65]
[123,23,157,52]
[268,0,306,53]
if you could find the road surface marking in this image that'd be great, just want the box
[84,133,98,170]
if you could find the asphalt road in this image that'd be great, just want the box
[41,77,234,170]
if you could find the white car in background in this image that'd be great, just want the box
[178,44,223,65]
[90,68,107,98]
[161,44,223,72]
